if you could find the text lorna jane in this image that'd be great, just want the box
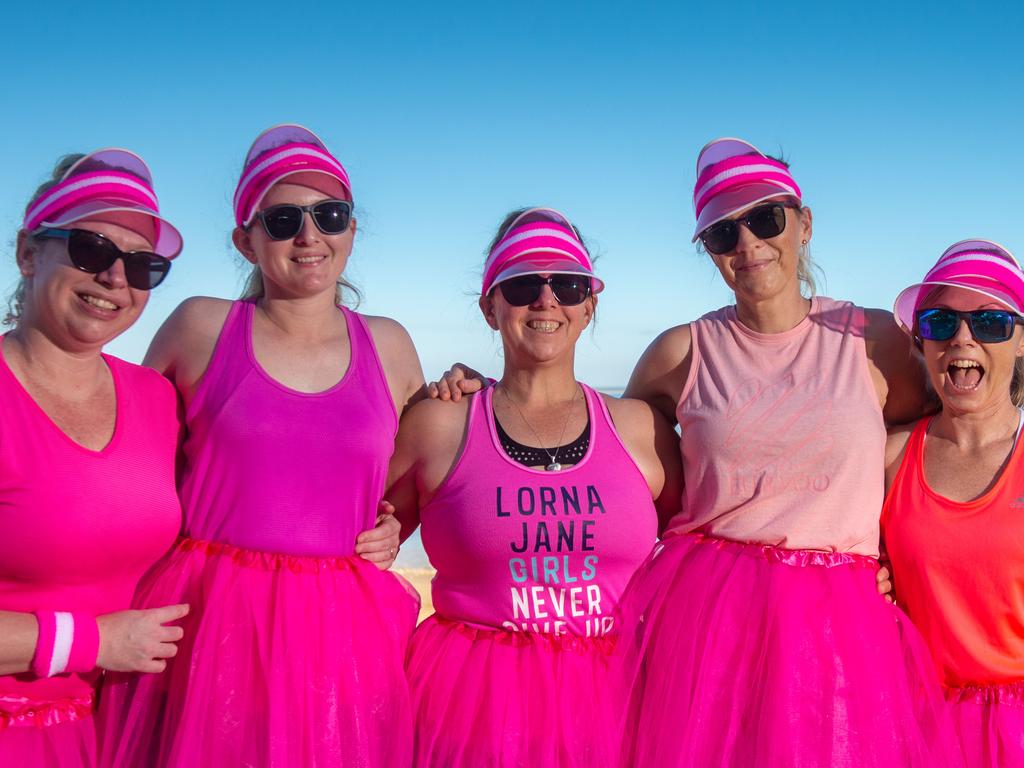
[496,484,613,637]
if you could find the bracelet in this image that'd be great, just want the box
[31,611,100,678]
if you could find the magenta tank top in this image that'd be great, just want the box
[667,297,885,556]
[0,337,181,705]
[421,384,658,637]
[178,300,398,557]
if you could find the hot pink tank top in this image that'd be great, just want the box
[178,300,398,557]
[0,337,181,705]
[667,297,884,555]
[421,384,658,637]
[882,417,1024,686]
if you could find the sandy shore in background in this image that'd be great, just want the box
[395,567,435,624]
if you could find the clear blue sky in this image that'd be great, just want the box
[3,1,1022,387]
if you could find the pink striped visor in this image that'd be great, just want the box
[893,239,1024,333]
[22,149,182,259]
[481,208,603,296]
[233,124,351,228]
[692,138,801,241]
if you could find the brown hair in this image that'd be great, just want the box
[4,154,87,326]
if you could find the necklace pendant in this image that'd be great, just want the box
[545,462,563,472]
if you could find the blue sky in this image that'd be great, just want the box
[3,1,1022,387]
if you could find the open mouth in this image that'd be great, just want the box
[947,359,984,390]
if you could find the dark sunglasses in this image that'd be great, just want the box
[34,228,171,290]
[699,202,796,256]
[496,274,592,307]
[916,308,1022,343]
[253,200,353,241]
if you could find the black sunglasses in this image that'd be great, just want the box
[916,308,1022,344]
[34,228,171,290]
[496,274,592,307]
[253,200,353,241]
[699,202,797,256]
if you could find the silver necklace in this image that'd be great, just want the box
[499,384,581,471]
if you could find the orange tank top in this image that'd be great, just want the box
[882,415,1024,686]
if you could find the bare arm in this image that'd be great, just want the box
[623,324,694,426]
[864,308,937,427]
[143,296,232,410]
[603,395,684,535]
[0,605,189,676]
[364,315,426,417]
[384,397,471,542]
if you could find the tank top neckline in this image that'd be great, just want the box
[0,334,124,456]
[483,383,599,476]
[725,296,818,344]
[915,409,1024,510]
[242,299,356,397]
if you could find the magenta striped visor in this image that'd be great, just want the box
[692,137,802,241]
[233,124,351,228]
[481,208,603,296]
[22,149,182,259]
[893,239,1024,334]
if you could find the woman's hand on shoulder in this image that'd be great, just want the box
[427,363,489,402]
[363,315,425,416]
[623,324,693,426]
[144,296,232,397]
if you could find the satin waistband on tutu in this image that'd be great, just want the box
[947,681,1024,706]
[177,536,369,573]
[659,531,878,569]
[431,615,617,655]
[0,693,93,729]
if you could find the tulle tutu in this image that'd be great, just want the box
[615,533,961,768]
[97,537,419,768]
[0,695,96,766]
[407,614,620,767]
[947,683,1024,767]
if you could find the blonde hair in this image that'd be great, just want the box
[4,154,87,326]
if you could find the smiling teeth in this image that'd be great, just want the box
[294,256,324,264]
[950,360,981,368]
[528,321,560,332]
[82,295,117,310]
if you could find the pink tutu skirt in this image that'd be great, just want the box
[615,533,961,768]
[947,682,1024,767]
[97,537,419,768]
[0,693,96,766]
[407,614,620,767]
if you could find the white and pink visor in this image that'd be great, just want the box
[481,208,604,296]
[893,239,1024,334]
[233,124,352,228]
[692,137,802,242]
[22,148,183,259]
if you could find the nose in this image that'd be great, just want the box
[529,282,558,308]
[950,316,975,345]
[733,220,764,252]
[293,211,321,245]
[95,256,128,290]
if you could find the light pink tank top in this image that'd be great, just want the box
[421,384,658,637]
[0,337,181,706]
[666,297,884,556]
[178,300,398,557]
